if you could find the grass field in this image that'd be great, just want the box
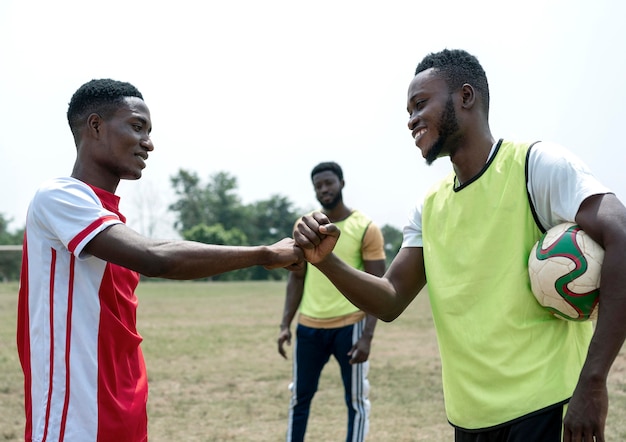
[1,280,625,441]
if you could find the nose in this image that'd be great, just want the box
[141,137,154,152]
[408,113,418,131]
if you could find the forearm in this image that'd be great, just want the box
[360,314,377,341]
[144,241,275,279]
[85,224,298,279]
[579,245,626,381]
[575,194,626,382]
[314,253,401,321]
[281,274,304,329]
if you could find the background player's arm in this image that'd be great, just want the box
[278,264,306,359]
[84,223,302,279]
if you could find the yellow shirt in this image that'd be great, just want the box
[422,140,592,429]
[299,210,384,325]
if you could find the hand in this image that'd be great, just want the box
[293,212,340,264]
[348,337,371,365]
[563,377,608,442]
[264,238,304,270]
[277,327,292,359]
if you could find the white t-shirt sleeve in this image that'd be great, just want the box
[401,202,424,248]
[527,141,611,230]
[28,178,123,258]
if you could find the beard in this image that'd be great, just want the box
[319,190,343,210]
[425,95,459,165]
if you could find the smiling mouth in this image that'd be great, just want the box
[413,128,427,143]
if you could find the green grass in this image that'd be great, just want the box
[1,281,625,441]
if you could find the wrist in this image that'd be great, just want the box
[360,332,374,341]
[312,253,335,270]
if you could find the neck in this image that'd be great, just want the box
[450,134,496,185]
[71,162,119,194]
[323,202,352,223]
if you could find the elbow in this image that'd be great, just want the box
[133,248,177,279]
[140,266,168,279]
[379,309,402,323]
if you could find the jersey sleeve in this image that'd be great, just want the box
[527,142,612,230]
[401,202,424,248]
[361,222,386,261]
[29,178,123,258]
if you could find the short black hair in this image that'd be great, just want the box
[415,49,490,113]
[311,161,343,182]
[67,79,144,135]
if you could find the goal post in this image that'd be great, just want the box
[0,245,22,251]
[0,245,22,281]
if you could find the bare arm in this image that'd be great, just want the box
[564,193,626,442]
[349,258,387,364]
[294,212,426,322]
[361,258,387,337]
[277,264,306,359]
[84,223,303,279]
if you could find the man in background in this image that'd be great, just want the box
[277,161,386,441]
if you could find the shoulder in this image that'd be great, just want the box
[527,141,607,192]
[31,177,99,213]
[346,209,374,227]
[526,141,611,228]
[34,177,95,200]
[528,141,589,173]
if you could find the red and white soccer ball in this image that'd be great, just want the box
[528,222,603,321]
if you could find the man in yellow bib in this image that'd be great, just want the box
[293,50,626,442]
[277,162,386,442]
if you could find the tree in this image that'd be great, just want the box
[169,170,246,232]
[168,170,303,280]
[0,213,24,281]
[246,195,300,244]
[184,223,247,246]
[244,195,302,280]
[381,224,403,268]
[130,178,174,238]
[182,223,250,281]
[169,169,211,232]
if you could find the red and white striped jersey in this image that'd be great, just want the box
[18,177,148,442]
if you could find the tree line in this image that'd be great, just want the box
[0,170,403,281]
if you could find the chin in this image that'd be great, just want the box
[417,145,431,160]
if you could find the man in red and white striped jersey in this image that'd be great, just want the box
[17,79,303,442]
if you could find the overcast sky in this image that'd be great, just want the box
[1,0,625,238]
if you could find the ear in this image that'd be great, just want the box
[87,113,103,138]
[460,83,476,109]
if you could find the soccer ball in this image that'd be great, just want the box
[528,222,603,321]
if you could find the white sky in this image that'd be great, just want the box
[1,0,625,238]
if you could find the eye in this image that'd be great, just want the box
[408,99,426,117]
[132,124,143,132]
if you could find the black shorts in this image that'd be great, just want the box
[454,404,564,442]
